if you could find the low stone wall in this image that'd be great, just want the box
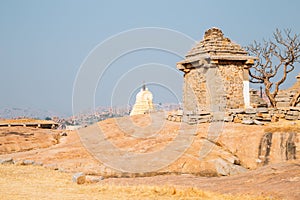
[167,107,300,125]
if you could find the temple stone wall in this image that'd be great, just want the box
[183,63,249,112]
[177,28,255,114]
[183,68,208,112]
[218,63,245,109]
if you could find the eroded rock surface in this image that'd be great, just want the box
[0,113,299,178]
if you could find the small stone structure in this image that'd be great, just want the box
[130,83,154,116]
[169,27,299,124]
[177,27,256,113]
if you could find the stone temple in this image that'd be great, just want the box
[177,27,256,113]
[130,83,154,116]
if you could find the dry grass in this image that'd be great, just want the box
[0,164,276,200]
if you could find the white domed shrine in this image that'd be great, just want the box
[130,83,154,116]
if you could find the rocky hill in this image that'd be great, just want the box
[0,113,299,199]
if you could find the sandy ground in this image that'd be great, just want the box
[0,164,278,200]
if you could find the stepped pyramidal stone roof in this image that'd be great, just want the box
[178,27,255,67]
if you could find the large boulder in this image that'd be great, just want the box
[200,158,247,176]
[166,138,246,176]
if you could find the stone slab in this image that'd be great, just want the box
[242,119,254,125]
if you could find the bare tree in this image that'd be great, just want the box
[247,29,300,107]
[290,91,300,107]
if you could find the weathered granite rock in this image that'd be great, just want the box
[254,120,264,125]
[224,115,233,122]
[233,116,242,123]
[287,110,299,116]
[257,107,269,113]
[197,111,211,116]
[86,175,104,183]
[33,161,43,166]
[290,107,300,111]
[0,158,13,164]
[230,109,245,114]
[23,160,35,165]
[13,159,24,165]
[75,114,299,178]
[72,172,86,184]
[245,109,256,114]
[44,164,59,170]
[271,115,279,122]
[242,119,254,125]
[209,158,247,176]
[258,132,299,166]
[286,115,299,120]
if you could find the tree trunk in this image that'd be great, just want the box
[264,80,277,108]
[290,91,300,107]
[265,87,276,107]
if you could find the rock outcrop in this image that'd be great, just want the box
[76,113,299,177]
[1,114,299,179]
[0,127,61,154]
[72,172,86,184]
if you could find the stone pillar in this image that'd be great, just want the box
[243,69,251,108]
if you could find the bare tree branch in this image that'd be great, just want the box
[290,91,300,106]
[247,29,300,107]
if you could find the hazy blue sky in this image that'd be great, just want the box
[1,0,300,116]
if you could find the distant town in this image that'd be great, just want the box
[0,103,181,128]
